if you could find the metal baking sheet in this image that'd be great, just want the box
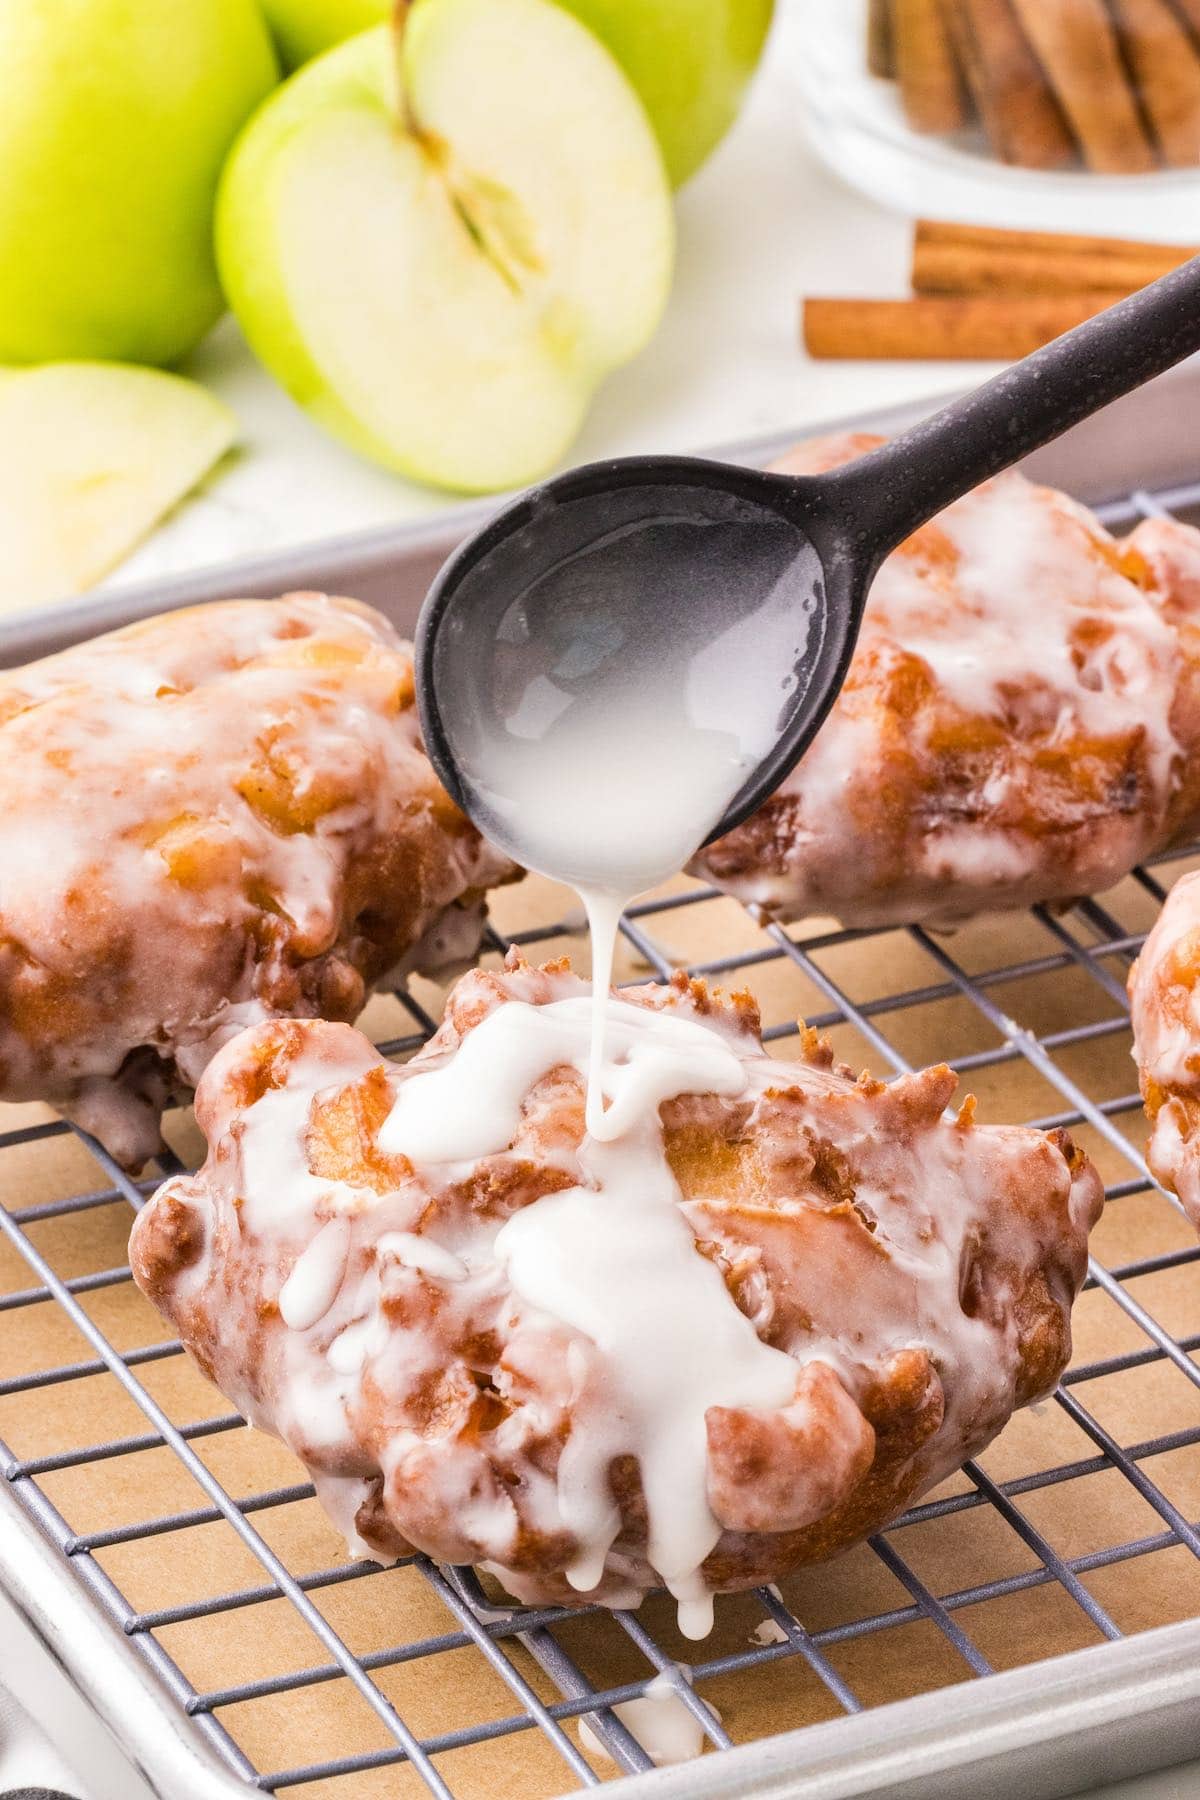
[5,364,1200,1800]
[2,356,1197,667]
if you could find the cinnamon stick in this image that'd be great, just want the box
[939,0,1075,167]
[1008,0,1156,172]
[1111,0,1200,165]
[868,0,896,77]
[912,219,1197,295]
[1169,0,1200,42]
[893,0,969,132]
[802,293,1126,360]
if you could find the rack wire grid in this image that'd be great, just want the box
[5,475,1200,1800]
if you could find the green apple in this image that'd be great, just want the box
[217,0,674,493]
[253,0,773,184]
[0,1,279,367]
[259,0,391,68]
[0,364,237,612]
[556,0,774,185]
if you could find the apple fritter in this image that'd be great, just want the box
[1130,866,1200,1227]
[131,953,1102,1625]
[0,593,515,1165]
[695,434,1200,928]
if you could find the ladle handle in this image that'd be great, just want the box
[824,254,1200,568]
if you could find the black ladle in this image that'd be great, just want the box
[417,257,1200,859]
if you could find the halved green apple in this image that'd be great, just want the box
[216,0,674,493]
[254,0,775,187]
[0,364,236,613]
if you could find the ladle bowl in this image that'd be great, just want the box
[417,257,1200,851]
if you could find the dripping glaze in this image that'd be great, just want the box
[469,595,816,1139]
[379,993,798,1638]
[397,511,822,1630]
[426,497,823,1136]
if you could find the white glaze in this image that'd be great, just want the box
[279,1218,352,1330]
[441,517,819,1128]
[582,889,625,1140]
[852,475,1181,801]
[376,1231,469,1283]
[381,996,748,1161]
[237,1039,380,1236]
[472,684,756,903]
[579,1673,714,1768]
[381,991,792,1635]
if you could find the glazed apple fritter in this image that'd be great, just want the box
[0,593,515,1165]
[131,954,1102,1624]
[1130,866,1200,1228]
[695,434,1200,928]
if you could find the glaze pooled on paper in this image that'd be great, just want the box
[578,1674,714,1767]
[131,955,1101,1632]
[0,593,515,1164]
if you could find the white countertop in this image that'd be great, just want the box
[5,6,1197,1796]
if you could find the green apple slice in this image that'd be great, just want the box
[216,0,674,493]
[0,364,236,614]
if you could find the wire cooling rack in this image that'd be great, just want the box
[4,478,1200,1800]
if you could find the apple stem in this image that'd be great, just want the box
[389,0,420,136]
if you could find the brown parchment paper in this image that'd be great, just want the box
[4,862,1200,1800]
